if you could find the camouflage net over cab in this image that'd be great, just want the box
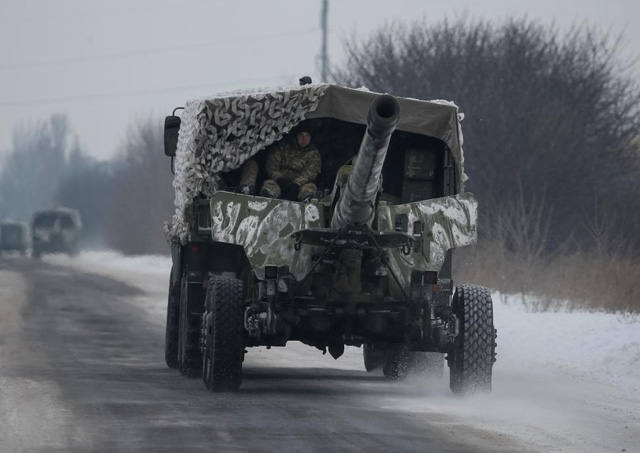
[166,84,329,244]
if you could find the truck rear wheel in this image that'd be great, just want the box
[164,268,180,369]
[202,276,245,392]
[363,343,386,372]
[178,275,203,377]
[381,347,444,380]
[382,344,411,380]
[449,285,496,395]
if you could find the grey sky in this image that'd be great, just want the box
[1,0,638,160]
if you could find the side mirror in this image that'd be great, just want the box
[164,115,181,157]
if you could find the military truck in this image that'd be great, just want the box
[31,208,82,258]
[0,222,28,256]
[163,83,496,394]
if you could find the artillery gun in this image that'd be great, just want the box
[163,83,496,394]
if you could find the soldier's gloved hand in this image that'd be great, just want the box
[239,184,254,195]
[277,178,300,199]
[291,183,301,198]
[277,178,293,190]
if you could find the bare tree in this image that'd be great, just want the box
[0,114,75,221]
[56,150,110,248]
[54,116,174,255]
[334,17,640,253]
[102,117,174,254]
[493,180,551,264]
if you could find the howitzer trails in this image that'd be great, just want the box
[163,83,496,394]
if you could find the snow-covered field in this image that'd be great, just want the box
[46,251,640,453]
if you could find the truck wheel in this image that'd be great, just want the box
[202,276,246,392]
[449,285,496,395]
[164,268,180,369]
[178,275,203,377]
[363,343,386,372]
[382,344,411,380]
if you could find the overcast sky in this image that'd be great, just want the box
[1,0,638,161]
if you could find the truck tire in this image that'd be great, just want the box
[164,268,180,369]
[382,347,444,380]
[178,275,203,377]
[202,276,246,392]
[382,344,411,380]
[449,285,496,395]
[363,343,386,372]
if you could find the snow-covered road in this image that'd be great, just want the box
[3,251,638,452]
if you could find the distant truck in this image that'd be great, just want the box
[0,222,28,255]
[31,208,82,258]
[163,83,496,394]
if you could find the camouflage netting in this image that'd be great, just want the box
[166,84,330,243]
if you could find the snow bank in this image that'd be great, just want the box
[495,294,640,386]
[44,251,171,325]
[44,250,170,281]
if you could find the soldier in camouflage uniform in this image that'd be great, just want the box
[241,128,321,201]
[239,159,259,195]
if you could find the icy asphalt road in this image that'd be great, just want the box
[0,254,638,452]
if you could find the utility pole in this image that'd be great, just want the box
[320,0,329,81]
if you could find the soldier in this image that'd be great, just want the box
[238,159,259,195]
[258,127,321,201]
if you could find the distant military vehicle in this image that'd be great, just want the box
[0,222,28,256]
[163,84,496,394]
[31,208,82,258]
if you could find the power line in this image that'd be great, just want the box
[0,28,317,72]
[0,76,290,108]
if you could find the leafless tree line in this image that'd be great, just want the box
[56,118,174,254]
[0,115,73,222]
[335,16,640,254]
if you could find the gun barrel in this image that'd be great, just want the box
[331,94,401,229]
